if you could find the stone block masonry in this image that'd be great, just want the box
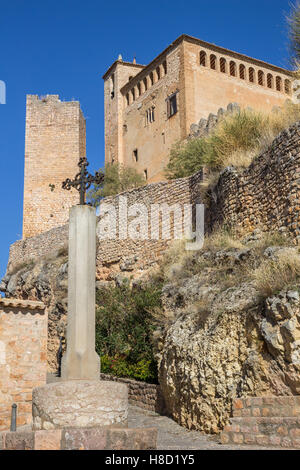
[220,396,300,449]
[0,426,157,450]
[0,298,47,431]
[7,171,203,277]
[23,95,86,239]
[100,373,165,414]
[207,121,300,239]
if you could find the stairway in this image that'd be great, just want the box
[220,396,300,448]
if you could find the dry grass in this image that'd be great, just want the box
[251,248,300,297]
[166,103,300,179]
[203,226,246,251]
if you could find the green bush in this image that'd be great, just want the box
[95,282,162,383]
[101,355,157,382]
[88,163,145,205]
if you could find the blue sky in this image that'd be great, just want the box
[0,0,295,279]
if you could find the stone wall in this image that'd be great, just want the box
[7,172,203,278]
[100,373,165,413]
[206,121,300,239]
[0,298,47,431]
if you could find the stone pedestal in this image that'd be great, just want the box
[32,380,128,430]
[61,205,100,380]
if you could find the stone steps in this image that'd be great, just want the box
[232,396,300,418]
[220,396,300,449]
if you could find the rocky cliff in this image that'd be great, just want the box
[155,232,300,433]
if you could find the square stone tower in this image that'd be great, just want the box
[23,95,86,239]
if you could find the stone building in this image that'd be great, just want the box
[103,34,294,183]
[23,95,86,239]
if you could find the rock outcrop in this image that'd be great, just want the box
[156,241,300,434]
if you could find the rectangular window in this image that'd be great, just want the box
[167,93,178,118]
[133,149,138,162]
[144,169,148,180]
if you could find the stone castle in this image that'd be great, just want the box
[103,34,293,183]
[22,34,293,240]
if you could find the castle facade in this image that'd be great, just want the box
[103,34,293,183]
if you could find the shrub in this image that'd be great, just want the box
[165,105,300,179]
[95,282,162,383]
[251,248,300,298]
[88,163,145,205]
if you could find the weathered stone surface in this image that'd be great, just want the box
[34,430,62,450]
[61,427,107,450]
[157,244,300,435]
[32,380,128,430]
[4,431,35,450]
[106,427,157,450]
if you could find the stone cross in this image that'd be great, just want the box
[61,159,103,380]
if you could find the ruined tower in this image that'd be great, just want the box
[23,95,86,239]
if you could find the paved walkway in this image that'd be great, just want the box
[46,375,281,450]
[128,405,281,450]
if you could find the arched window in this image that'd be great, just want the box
[150,72,154,86]
[156,66,160,81]
[258,70,264,86]
[210,54,216,70]
[276,76,282,92]
[239,64,246,79]
[249,67,255,83]
[230,61,236,77]
[200,50,207,66]
[267,73,273,89]
[285,79,291,94]
[220,57,226,73]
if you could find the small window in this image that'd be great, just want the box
[230,61,236,77]
[126,93,130,106]
[210,54,216,70]
[146,106,155,124]
[163,60,167,75]
[156,66,161,81]
[267,73,273,89]
[110,73,115,99]
[143,77,148,91]
[167,93,178,118]
[276,76,282,92]
[200,50,207,66]
[285,79,291,95]
[258,70,264,86]
[249,67,255,83]
[133,149,138,162]
[220,57,226,73]
[137,82,141,96]
[239,64,245,80]
[131,88,135,101]
[150,72,154,86]
[144,169,148,180]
